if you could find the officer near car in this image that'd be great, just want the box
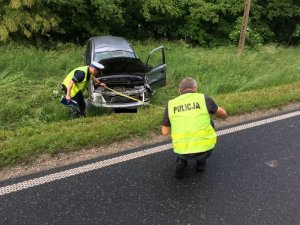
[61,61,106,117]
[161,77,227,179]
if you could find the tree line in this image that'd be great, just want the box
[0,0,299,46]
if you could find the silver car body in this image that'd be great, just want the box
[84,36,167,109]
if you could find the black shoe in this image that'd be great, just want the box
[196,160,206,172]
[175,159,187,179]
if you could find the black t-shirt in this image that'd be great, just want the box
[161,93,218,127]
[72,70,91,83]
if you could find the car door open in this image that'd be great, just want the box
[146,46,167,90]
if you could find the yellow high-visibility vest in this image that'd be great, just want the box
[62,66,89,97]
[168,93,216,154]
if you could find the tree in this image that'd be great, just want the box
[0,0,60,42]
[139,0,188,39]
[184,0,244,45]
[0,0,299,45]
[251,0,300,45]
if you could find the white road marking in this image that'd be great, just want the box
[266,160,280,168]
[0,110,299,196]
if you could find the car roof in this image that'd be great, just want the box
[90,36,135,53]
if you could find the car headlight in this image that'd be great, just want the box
[92,93,106,103]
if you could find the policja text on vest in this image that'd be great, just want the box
[173,102,200,114]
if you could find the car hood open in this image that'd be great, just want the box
[100,57,148,76]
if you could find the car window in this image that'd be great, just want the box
[147,48,164,69]
[94,51,136,61]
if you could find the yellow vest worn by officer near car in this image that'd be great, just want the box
[62,66,89,97]
[168,93,217,154]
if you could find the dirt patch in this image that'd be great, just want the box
[0,102,299,181]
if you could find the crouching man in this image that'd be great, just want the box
[161,77,227,179]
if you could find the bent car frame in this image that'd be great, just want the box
[84,36,167,110]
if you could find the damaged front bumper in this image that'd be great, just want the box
[86,86,150,109]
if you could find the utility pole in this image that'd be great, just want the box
[237,0,252,56]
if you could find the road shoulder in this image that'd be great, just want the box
[0,102,299,181]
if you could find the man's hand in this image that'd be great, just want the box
[66,94,71,101]
[161,125,171,136]
[215,106,228,118]
[100,82,106,88]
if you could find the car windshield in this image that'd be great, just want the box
[94,51,136,61]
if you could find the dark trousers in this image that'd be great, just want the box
[176,150,213,166]
[61,85,86,115]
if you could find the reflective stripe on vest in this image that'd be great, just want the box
[168,93,216,154]
[62,66,89,97]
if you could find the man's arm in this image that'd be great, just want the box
[205,95,227,118]
[161,105,171,135]
[92,75,106,87]
[66,80,74,101]
[65,70,85,100]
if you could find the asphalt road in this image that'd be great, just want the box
[0,111,299,225]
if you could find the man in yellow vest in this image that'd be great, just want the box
[162,77,227,179]
[62,62,106,117]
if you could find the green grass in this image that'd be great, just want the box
[0,42,300,167]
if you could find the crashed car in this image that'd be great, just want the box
[84,36,166,110]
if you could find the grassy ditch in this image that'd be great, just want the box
[0,42,300,167]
